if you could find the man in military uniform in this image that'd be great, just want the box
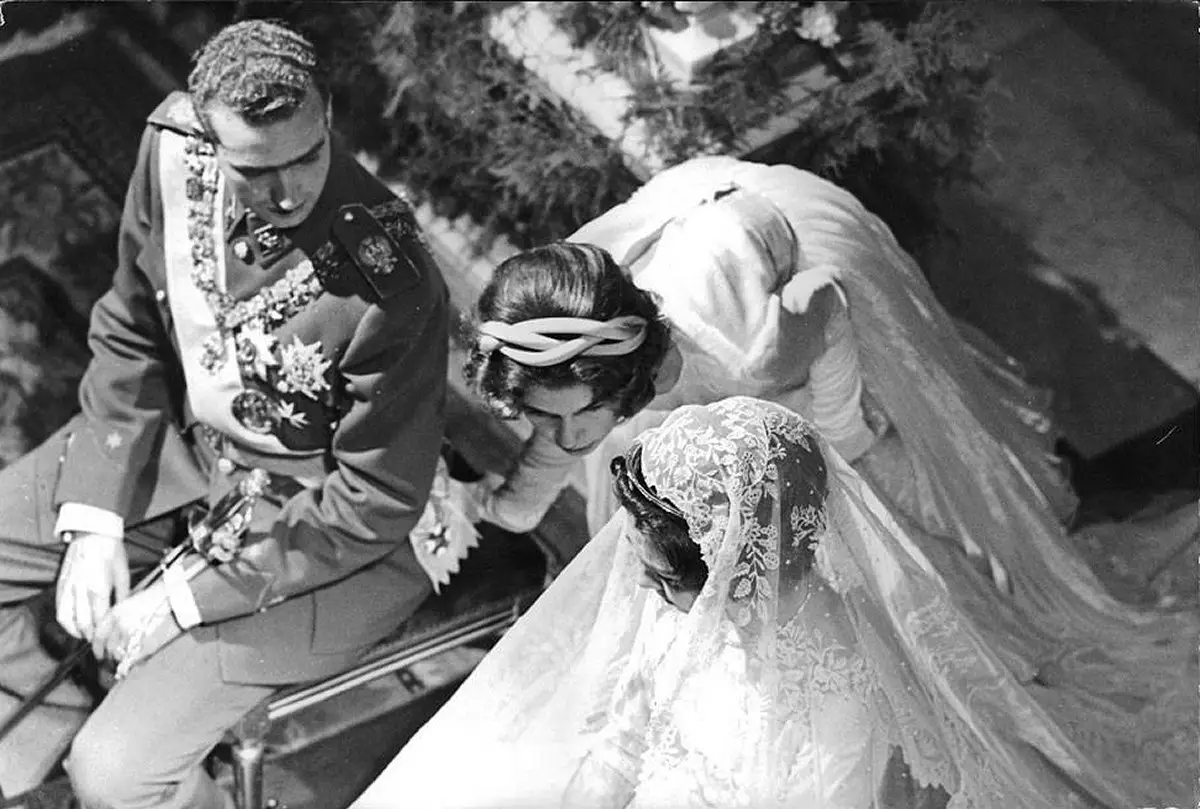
[0,20,448,808]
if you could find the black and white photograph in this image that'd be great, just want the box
[0,1,1194,807]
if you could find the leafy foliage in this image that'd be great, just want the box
[238,1,640,248]
[548,1,994,250]
[235,1,993,252]
[770,5,995,249]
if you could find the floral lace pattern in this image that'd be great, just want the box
[612,397,1181,808]
[626,399,891,807]
[775,620,875,723]
[350,157,1198,809]
[349,396,1194,809]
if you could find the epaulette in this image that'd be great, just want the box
[147,91,206,139]
[329,198,427,301]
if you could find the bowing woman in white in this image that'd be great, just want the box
[435,156,1196,804]
[461,154,1194,654]
[352,398,1194,808]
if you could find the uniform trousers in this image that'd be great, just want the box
[0,422,274,808]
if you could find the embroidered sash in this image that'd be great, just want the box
[160,130,475,586]
[158,129,292,456]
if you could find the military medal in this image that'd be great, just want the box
[333,203,423,300]
[275,336,332,398]
[408,460,480,593]
[356,233,396,275]
[179,139,427,444]
[251,220,291,268]
[182,138,324,376]
[423,523,450,556]
[230,390,281,434]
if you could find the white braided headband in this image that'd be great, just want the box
[477,315,648,367]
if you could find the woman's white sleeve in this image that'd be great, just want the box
[809,300,877,463]
[476,430,580,534]
[589,668,652,783]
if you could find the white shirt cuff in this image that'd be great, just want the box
[55,503,125,541]
[163,559,204,630]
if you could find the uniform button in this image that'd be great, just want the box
[232,240,251,260]
[154,289,167,303]
[216,457,235,475]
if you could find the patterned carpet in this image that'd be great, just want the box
[0,14,170,808]
[0,15,169,467]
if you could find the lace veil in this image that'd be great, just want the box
[352,397,1163,808]
[569,160,1197,802]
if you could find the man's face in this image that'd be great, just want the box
[205,85,332,229]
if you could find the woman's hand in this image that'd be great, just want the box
[562,754,636,809]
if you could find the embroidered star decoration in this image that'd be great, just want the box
[277,401,310,430]
[276,337,332,400]
[104,432,123,451]
[424,523,450,556]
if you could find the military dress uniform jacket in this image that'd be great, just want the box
[52,92,450,684]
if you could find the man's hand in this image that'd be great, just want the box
[92,581,182,672]
[55,533,130,641]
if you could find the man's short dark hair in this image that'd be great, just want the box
[188,19,328,131]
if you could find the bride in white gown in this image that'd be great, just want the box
[351,397,1184,808]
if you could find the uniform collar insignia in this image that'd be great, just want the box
[226,203,293,269]
[247,214,293,268]
[183,137,325,375]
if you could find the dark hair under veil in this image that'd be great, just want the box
[350,397,1195,809]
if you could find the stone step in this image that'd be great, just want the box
[487,2,835,179]
[926,3,1198,478]
[966,2,1199,388]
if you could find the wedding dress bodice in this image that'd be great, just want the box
[599,591,886,809]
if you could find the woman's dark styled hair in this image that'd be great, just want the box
[463,243,671,420]
[611,447,708,594]
[188,19,328,133]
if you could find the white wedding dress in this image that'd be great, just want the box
[464,158,1197,804]
[613,600,888,809]
[352,399,1188,808]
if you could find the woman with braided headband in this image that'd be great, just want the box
[459,157,1196,708]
